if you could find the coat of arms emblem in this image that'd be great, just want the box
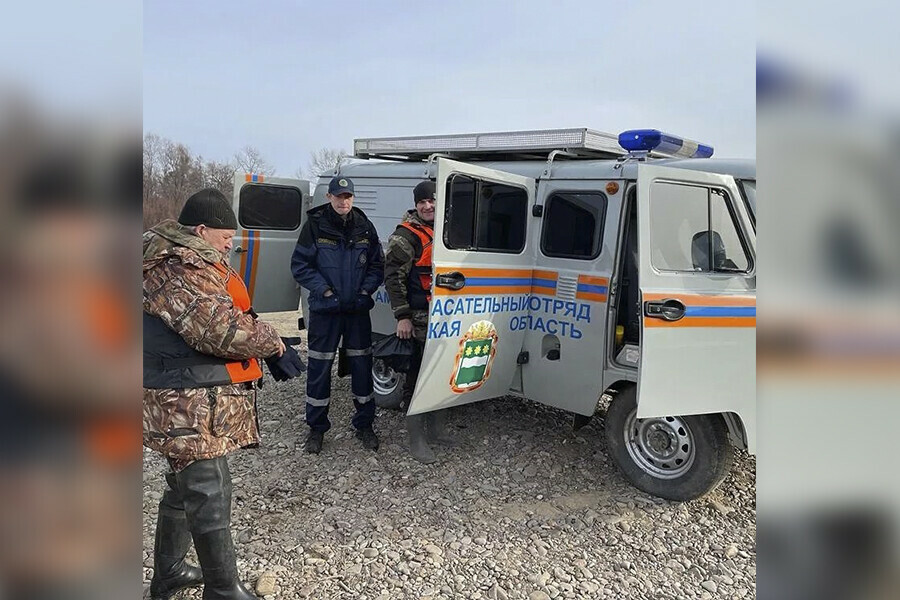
[450,320,498,393]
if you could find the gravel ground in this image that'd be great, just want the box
[143,313,756,600]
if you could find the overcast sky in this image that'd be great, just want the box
[144,1,755,176]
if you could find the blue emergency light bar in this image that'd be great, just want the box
[618,129,714,159]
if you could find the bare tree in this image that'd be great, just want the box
[161,143,204,209]
[143,132,167,206]
[203,159,236,198]
[306,148,348,179]
[142,135,273,230]
[234,146,275,176]
[142,135,205,230]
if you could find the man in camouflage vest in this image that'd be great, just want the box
[384,180,455,464]
[143,189,284,600]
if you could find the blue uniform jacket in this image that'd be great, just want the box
[291,204,384,314]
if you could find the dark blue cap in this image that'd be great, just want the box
[328,176,354,196]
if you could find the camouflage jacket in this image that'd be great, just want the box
[142,220,281,470]
[384,210,433,323]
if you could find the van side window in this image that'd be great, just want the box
[445,174,528,253]
[540,191,607,259]
[238,184,302,230]
[649,182,750,273]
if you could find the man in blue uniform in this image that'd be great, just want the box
[291,176,384,454]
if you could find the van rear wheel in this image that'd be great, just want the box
[372,359,405,410]
[604,387,733,501]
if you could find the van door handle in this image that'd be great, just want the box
[234,247,247,254]
[644,298,686,321]
[435,271,466,290]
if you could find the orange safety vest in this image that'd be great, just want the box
[215,263,264,383]
[399,221,433,306]
[143,262,263,389]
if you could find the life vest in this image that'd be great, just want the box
[398,221,433,310]
[143,262,263,389]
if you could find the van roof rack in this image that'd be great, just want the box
[353,127,627,161]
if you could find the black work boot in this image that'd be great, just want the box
[149,472,203,599]
[355,426,379,451]
[193,529,259,600]
[406,414,436,464]
[177,457,258,600]
[304,430,323,454]
[427,410,457,446]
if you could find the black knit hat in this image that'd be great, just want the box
[178,188,237,229]
[413,180,435,204]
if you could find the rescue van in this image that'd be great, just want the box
[231,128,756,501]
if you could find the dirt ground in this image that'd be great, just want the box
[143,311,756,600]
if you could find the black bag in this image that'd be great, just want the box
[372,334,415,373]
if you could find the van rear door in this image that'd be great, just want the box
[635,164,756,451]
[407,158,535,415]
[229,173,311,313]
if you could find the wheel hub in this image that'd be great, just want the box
[372,359,400,395]
[623,410,696,479]
[646,425,676,455]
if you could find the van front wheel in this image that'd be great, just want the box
[604,387,733,501]
[372,359,406,410]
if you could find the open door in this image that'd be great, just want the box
[635,164,756,446]
[407,159,535,415]
[229,173,310,313]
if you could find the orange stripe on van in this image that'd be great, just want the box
[532,270,558,281]
[645,316,756,328]
[433,285,533,296]
[531,270,558,296]
[577,292,608,302]
[578,275,609,286]
[434,267,533,277]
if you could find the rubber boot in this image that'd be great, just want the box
[149,473,203,600]
[399,373,414,412]
[177,457,259,600]
[406,414,436,464]
[194,529,259,600]
[427,410,458,446]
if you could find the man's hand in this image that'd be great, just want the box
[323,289,334,297]
[396,318,414,340]
[276,338,286,357]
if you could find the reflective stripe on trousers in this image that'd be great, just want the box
[305,396,330,407]
[305,311,375,433]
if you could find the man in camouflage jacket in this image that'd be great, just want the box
[143,189,282,600]
[384,181,455,464]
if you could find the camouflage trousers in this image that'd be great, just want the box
[401,310,429,405]
[143,382,260,472]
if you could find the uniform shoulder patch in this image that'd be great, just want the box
[316,237,338,245]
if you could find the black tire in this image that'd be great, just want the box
[372,359,406,410]
[604,386,733,501]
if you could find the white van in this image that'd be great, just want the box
[231,128,756,501]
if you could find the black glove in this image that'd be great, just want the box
[264,340,306,382]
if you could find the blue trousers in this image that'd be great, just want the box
[305,311,375,433]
